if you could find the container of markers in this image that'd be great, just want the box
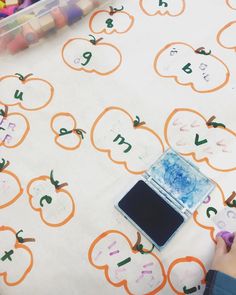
[0,0,100,54]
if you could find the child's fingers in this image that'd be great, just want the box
[215,237,227,256]
[230,232,236,254]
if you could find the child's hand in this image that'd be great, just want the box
[211,234,236,278]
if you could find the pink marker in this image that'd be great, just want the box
[222,148,230,153]
[116,268,126,274]
[203,147,213,155]
[180,125,189,131]
[0,6,18,16]
[143,262,154,268]
[216,140,226,147]
[115,268,126,279]
[108,241,117,250]
[0,117,6,126]
[136,274,144,283]
[203,195,211,204]
[109,250,119,256]
[191,121,200,128]
[94,251,102,261]
[173,119,181,126]
[3,134,12,143]
[142,270,152,275]
[176,139,187,147]
[148,276,155,288]
[7,122,16,131]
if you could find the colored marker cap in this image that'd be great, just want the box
[63,3,83,26]
[5,0,19,7]
[1,5,18,16]
[77,0,95,16]
[38,13,55,34]
[17,13,34,23]
[51,7,67,29]
[17,0,32,10]
[216,231,235,248]
[0,1,5,9]
[22,23,39,44]
[7,33,28,54]
[0,33,13,53]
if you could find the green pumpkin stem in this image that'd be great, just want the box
[132,232,155,254]
[89,34,103,45]
[74,128,86,139]
[133,116,146,127]
[15,73,33,81]
[0,159,10,172]
[16,229,35,244]
[50,170,68,190]
[0,105,8,118]
[109,5,124,15]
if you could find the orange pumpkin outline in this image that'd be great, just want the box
[0,112,30,149]
[0,75,54,111]
[0,225,33,286]
[50,112,82,151]
[90,106,165,175]
[139,0,186,17]
[167,256,207,295]
[27,176,76,227]
[164,108,236,172]
[226,0,236,10]
[61,37,122,76]
[89,9,135,34]
[217,21,236,51]
[88,229,167,295]
[193,182,226,243]
[0,170,23,209]
[154,42,230,93]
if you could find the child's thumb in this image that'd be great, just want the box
[215,237,227,256]
[229,232,236,253]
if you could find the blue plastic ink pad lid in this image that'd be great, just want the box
[116,149,215,250]
[147,149,214,214]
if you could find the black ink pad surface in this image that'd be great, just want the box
[117,180,185,248]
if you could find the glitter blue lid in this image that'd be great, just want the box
[146,149,215,213]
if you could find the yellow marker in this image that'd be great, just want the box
[38,14,55,33]
[17,14,34,23]
[78,0,95,15]
[0,1,5,9]
[5,0,19,7]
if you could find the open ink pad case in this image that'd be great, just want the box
[115,149,215,250]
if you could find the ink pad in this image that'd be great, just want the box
[116,149,215,250]
[118,180,185,247]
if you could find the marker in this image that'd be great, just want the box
[7,33,29,54]
[217,231,235,248]
[1,0,100,55]
[79,0,95,15]
[63,3,83,26]
[22,23,39,44]
[38,14,56,34]
[51,7,67,29]
[109,250,119,256]
[142,270,152,274]
[143,262,154,268]
[17,0,32,10]
[94,251,102,261]
[136,274,144,283]
[108,241,117,249]
[117,257,131,267]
